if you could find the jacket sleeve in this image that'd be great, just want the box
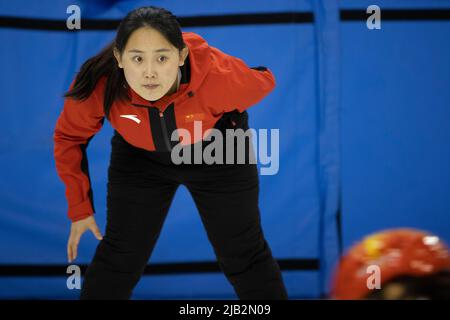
[206,46,276,114]
[53,79,105,222]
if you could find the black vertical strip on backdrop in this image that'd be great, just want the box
[336,192,343,258]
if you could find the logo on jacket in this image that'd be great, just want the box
[120,114,141,124]
[184,113,205,123]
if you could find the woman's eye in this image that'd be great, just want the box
[158,56,168,63]
[133,56,142,63]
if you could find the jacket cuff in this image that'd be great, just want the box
[68,199,94,222]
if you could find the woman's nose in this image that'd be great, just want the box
[144,71,156,78]
[143,63,157,78]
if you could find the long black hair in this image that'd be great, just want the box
[64,6,186,119]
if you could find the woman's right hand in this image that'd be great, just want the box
[67,215,103,263]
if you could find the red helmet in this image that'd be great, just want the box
[331,228,450,299]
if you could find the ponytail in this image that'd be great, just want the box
[64,40,128,119]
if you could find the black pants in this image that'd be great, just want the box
[80,114,288,300]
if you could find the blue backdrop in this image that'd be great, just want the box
[0,0,449,299]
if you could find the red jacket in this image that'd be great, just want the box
[54,31,276,222]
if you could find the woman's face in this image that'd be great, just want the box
[114,27,189,101]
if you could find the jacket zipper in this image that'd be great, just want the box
[159,110,172,151]
[131,103,174,152]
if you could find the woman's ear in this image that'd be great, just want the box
[113,48,123,69]
[180,46,189,67]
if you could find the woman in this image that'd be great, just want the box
[54,6,287,300]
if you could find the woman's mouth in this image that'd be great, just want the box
[143,84,159,90]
